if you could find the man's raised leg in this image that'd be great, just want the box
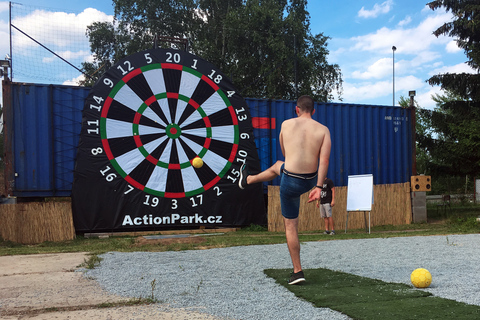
[239,160,283,189]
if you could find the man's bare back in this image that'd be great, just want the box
[279,108,331,197]
[280,116,330,174]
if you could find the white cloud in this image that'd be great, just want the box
[396,75,425,93]
[429,62,475,76]
[416,86,443,110]
[0,1,8,13]
[351,57,392,79]
[0,20,8,58]
[63,74,85,86]
[446,40,461,53]
[11,8,113,50]
[398,16,412,27]
[42,50,91,63]
[341,80,392,102]
[358,0,393,19]
[351,11,453,55]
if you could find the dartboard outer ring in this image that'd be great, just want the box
[82,48,250,200]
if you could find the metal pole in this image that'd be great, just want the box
[392,46,396,106]
[409,90,417,176]
[294,35,298,98]
[9,1,12,80]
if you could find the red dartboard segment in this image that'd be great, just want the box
[101,138,114,161]
[145,95,157,106]
[168,163,181,170]
[161,63,183,70]
[167,92,179,99]
[133,135,143,148]
[122,68,142,83]
[146,155,158,165]
[125,175,145,191]
[133,112,142,124]
[228,106,238,125]
[203,116,211,128]
[202,138,211,150]
[201,75,219,91]
[189,99,200,109]
[228,144,239,163]
[164,191,186,198]
[101,97,113,118]
[204,176,221,191]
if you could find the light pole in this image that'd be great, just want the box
[392,46,396,106]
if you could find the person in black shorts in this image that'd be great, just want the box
[316,177,335,235]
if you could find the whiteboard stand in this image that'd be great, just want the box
[345,210,370,234]
[345,174,374,234]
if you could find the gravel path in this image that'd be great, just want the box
[85,234,480,319]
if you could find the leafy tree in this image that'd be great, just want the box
[427,0,480,100]
[81,0,343,101]
[80,0,201,86]
[425,0,480,179]
[398,96,431,176]
[418,92,480,177]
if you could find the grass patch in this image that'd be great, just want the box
[1,204,479,256]
[264,268,480,319]
[78,254,103,269]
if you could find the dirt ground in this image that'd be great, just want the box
[0,252,220,320]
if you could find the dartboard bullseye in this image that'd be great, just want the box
[73,48,265,232]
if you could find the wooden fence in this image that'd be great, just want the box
[0,202,75,244]
[267,182,412,232]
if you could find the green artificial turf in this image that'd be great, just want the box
[264,268,480,320]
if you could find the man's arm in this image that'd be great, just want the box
[308,129,331,203]
[331,187,335,207]
[316,130,331,186]
[279,124,285,157]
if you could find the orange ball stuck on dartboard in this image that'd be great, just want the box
[192,157,204,168]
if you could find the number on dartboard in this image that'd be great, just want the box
[144,195,159,207]
[91,147,103,155]
[166,52,181,63]
[100,166,116,182]
[124,185,134,194]
[103,78,114,88]
[190,194,203,207]
[213,186,222,196]
[208,70,223,84]
[117,61,134,75]
[145,53,152,64]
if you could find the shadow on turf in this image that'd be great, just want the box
[264,268,480,320]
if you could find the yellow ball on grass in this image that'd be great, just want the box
[410,268,432,288]
[192,157,203,168]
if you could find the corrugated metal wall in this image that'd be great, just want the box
[6,83,90,196]
[4,83,413,196]
[248,99,413,188]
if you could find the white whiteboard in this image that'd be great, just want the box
[347,174,374,211]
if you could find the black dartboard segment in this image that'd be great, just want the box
[72,48,266,233]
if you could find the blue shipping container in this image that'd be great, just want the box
[4,83,90,196]
[4,83,413,196]
[248,99,413,188]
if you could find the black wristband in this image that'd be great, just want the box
[316,185,322,188]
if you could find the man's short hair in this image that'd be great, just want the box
[297,95,315,114]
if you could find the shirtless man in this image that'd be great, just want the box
[238,95,331,285]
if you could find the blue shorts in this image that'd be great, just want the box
[279,164,317,219]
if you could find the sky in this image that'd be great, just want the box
[0,0,476,110]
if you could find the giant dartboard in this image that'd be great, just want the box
[72,48,265,233]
